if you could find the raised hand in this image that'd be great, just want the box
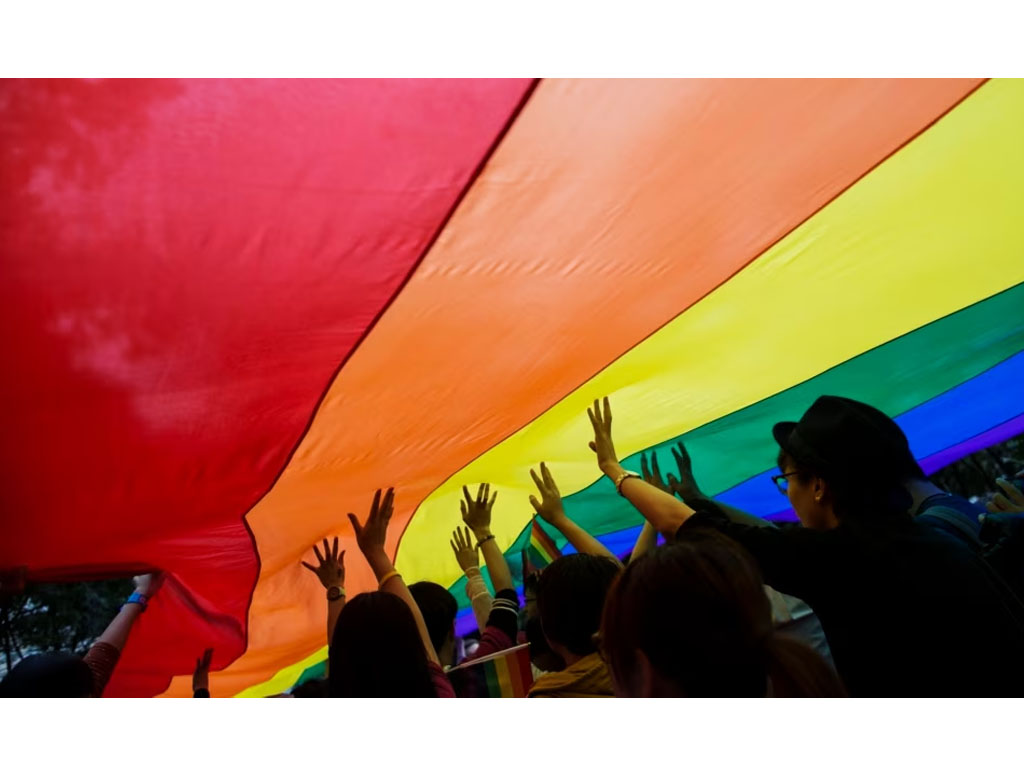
[987,477,1024,514]
[666,441,706,502]
[640,451,670,493]
[348,488,396,560]
[461,483,497,538]
[450,526,479,572]
[587,396,619,473]
[193,647,213,692]
[133,572,166,598]
[302,536,346,589]
[529,462,567,525]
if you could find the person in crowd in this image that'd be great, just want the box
[639,444,832,666]
[586,395,1024,696]
[600,527,844,696]
[192,647,213,697]
[305,487,454,697]
[980,474,1024,599]
[523,592,565,675]
[409,581,459,668]
[290,677,328,697]
[529,553,619,697]
[0,572,165,697]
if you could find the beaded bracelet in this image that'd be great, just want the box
[474,534,496,549]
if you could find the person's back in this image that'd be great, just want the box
[719,506,1024,696]
[528,553,618,698]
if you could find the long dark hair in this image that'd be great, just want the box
[328,591,437,697]
[601,529,843,697]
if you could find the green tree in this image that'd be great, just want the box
[1,578,132,676]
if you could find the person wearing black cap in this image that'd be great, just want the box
[586,396,1024,696]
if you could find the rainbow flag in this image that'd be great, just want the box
[523,516,562,570]
[447,643,534,698]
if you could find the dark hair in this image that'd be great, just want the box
[329,591,437,697]
[524,614,566,673]
[601,529,843,697]
[408,581,457,659]
[291,677,328,697]
[0,652,94,697]
[536,553,620,658]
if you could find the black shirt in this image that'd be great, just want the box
[678,500,1024,696]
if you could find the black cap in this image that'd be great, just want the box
[772,396,919,483]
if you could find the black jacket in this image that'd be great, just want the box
[678,500,1024,696]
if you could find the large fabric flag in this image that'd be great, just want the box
[2,78,1022,696]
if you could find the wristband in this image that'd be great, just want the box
[123,592,148,612]
[475,534,496,549]
[378,570,401,589]
[613,470,642,496]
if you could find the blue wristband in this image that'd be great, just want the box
[123,592,148,612]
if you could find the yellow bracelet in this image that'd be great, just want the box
[378,569,401,589]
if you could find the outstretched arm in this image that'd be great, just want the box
[302,537,347,644]
[630,520,659,560]
[529,462,621,567]
[662,442,774,529]
[349,488,440,666]
[451,526,492,632]
[461,483,514,594]
[84,572,166,696]
[588,397,696,537]
[94,573,165,651]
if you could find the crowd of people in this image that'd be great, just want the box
[3,394,1024,697]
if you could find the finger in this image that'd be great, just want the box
[301,561,317,572]
[996,478,1024,506]
[640,453,650,480]
[313,544,325,564]
[347,513,363,536]
[477,483,486,505]
[370,488,382,518]
[338,550,346,567]
[541,462,559,496]
[530,468,544,494]
[667,473,680,488]
[462,485,474,508]
[460,499,467,521]
[986,500,1001,514]
[529,495,541,513]
[651,453,662,480]
[463,526,472,545]
[589,441,597,453]
[322,538,330,562]
[603,396,611,426]
[203,648,214,667]
[450,540,459,556]
[587,406,597,430]
[488,490,498,510]
[990,493,1011,513]
[592,399,602,426]
[331,537,339,560]
[382,487,395,519]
